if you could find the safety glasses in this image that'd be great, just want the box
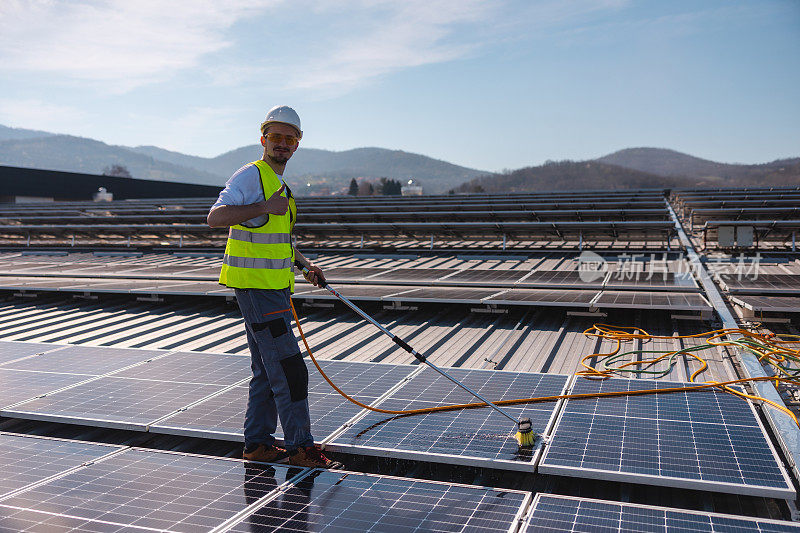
[264,133,299,147]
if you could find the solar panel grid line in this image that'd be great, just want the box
[144,377,251,431]
[0,433,127,504]
[522,494,800,533]
[538,377,795,498]
[0,442,131,506]
[0,341,71,367]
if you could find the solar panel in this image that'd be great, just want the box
[730,295,800,313]
[365,268,458,283]
[226,469,531,533]
[0,448,296,532]
[539,378,794,497]
[604,272,698,291]
[524,494,800,533]
[387,287,504,303]
[321,266,388,282]
[594,291,712,311]
[151,360,416,442]
[0,341,60,365]
[5,376,225,430]
[438,269,528,286]
[1,346,163,376]
[331,368,569,470]
[518,271,604,289]
[719,274,800,294]
[293,284,408,300]
[112,351,251,386]
[485,289,599,306]
[0,370,90,410]
[0,433,122,499]
[128,281,224,294]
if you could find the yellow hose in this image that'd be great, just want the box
[290,301,800,426]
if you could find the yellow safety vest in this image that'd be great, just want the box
[219,160,297,291]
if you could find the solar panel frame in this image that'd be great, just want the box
[523,494,800,533]
[0,447,305,532]
[224,468,532,533]
[538,377,795,498]
[329,368,570,471]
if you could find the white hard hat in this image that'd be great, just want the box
[261,105,302,139]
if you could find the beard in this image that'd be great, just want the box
[268,152,290,165]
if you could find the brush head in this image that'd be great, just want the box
[515,418,537,448]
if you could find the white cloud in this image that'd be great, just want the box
[0,0,279,92]
[281,0,495,93]
[0,98,85,132]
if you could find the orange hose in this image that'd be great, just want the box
[289,301,800,425]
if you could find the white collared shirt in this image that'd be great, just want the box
[211,163,285,227]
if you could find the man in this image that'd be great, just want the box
[207,105,337,468]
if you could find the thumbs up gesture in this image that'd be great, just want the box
[263,183,289,215]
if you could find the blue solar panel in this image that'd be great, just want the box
[0,433,122,499]
[331,368,569,470]
[0,448,298,532]
[525,494,800,532]
[0,341,59,366]
[228,469,531,533]
[2,345,164,376]
[539,378,794,497]
[5,376,225,431]
[150,360,416,443]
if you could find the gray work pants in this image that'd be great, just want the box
[235,287,313,451]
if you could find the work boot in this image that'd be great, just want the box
[242,443,289,464]
[288,446,342,469]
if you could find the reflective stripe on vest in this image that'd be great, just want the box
[222,254,293,270]
[228,228,292,245]
[218,160,297,291]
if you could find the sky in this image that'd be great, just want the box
[0,0,798,172]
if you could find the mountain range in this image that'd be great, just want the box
[1,124,797,193]
[0,125,484,194]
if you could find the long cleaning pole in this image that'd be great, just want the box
[301,267,523,427]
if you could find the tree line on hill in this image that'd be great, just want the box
[347,177,403,196]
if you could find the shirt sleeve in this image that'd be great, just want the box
[211,164,260,210]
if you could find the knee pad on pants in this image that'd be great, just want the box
[280,352,309,402]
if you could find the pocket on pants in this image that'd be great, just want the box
[279,352,309,402]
